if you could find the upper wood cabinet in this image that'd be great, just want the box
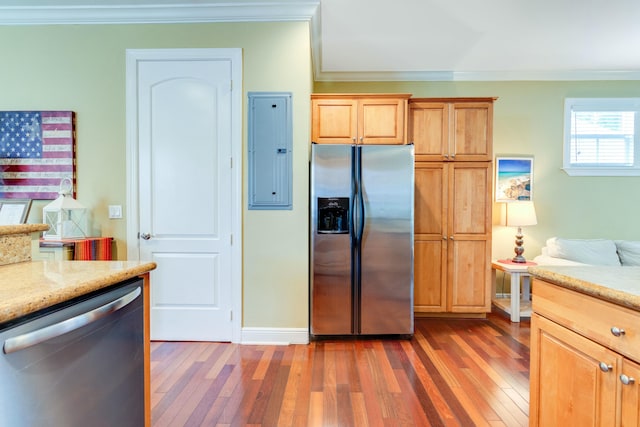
[311,94,411,145]
[409,98,495,161]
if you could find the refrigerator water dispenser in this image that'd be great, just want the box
[317,197,349,234]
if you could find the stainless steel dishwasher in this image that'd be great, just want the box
[0,278,144,427]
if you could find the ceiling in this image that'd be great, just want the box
[2,0,640,81]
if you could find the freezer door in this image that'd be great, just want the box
[359,145,414,335]
[310,144,354,335]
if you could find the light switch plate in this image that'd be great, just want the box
[108,205,122,219]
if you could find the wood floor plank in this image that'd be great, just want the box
[256,352,292,425]
[307,391,323,427]
[205,343,239,380]
[373,341,402,393]
[151,313,531,426]
[350,391,370,427]
[291,344,315,424]
[354,342,386,427]
[185,364,234,426]
[218,348,262,425]
[392,366,433,426]
[276,345,307,426]
[317,342,338,424]
[252,346,275,380]
[398,340,454,426]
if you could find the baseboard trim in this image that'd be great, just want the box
[241,327,309,345]
[414,312,487,319]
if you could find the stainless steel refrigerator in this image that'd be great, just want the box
[310,143,415,337]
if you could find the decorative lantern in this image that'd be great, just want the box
[43,178,89,240]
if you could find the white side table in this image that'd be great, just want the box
[491,260,536,322]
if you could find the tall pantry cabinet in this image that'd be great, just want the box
[410,98,495,314]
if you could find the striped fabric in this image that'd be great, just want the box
[73,237,113,260]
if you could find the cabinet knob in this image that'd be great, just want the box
[140,233,152,240]
[599,362,613,372]
[611,326,626,337]
[620,374,636,385]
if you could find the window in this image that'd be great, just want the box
[563,98,640,176]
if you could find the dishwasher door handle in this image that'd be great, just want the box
[3,286,141,354]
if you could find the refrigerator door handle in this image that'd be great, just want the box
[355,146,365,243]
[350,145,357,243]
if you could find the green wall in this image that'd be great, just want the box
[0,22,312,330]
[2,19,638,331]
[315,81,640,260]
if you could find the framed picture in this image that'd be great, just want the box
[0,111,76,200]
[495,157,533,202]
[0,199,32,225]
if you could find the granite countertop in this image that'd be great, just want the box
[528,265,640,311]
[0,260,157,325]
[0,224,49,235]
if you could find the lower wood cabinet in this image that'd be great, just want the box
[531,313,618,426]
[622,358,640,424]
[531,279,640,426]
[414,161,492,314]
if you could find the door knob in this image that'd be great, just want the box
[599,362,613,373]
[140,233,151,240]
[611,326,626,337]
[620,374,636,385]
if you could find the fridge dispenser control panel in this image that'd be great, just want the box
[317,198,349,234]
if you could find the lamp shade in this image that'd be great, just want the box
[504,201,537,227]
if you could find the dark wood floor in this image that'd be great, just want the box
[150,312,530,426]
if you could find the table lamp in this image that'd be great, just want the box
[504,201,537,263]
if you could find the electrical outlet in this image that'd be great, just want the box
[108,205,123,219]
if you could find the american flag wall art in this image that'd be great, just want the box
[0,111,76,200]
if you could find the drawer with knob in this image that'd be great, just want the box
[532,278,640,363]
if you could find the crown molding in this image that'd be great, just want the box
[3,1,637,81]
[308,7,640,82]
[0,1,320,25]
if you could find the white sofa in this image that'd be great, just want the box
[533,237,640,267]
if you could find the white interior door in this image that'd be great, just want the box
[126,49,242,342]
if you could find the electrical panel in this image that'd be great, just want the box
[248,92,293,210]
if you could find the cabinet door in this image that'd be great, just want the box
[621,358,640,426]
[530,314,619,427]
[451,102,493,161]
[414,162,491,313]
[359,97,407,145]
[409,101,448,159]
[414,163,447,312]
[447,163,492,312]
[311,98,358,144]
